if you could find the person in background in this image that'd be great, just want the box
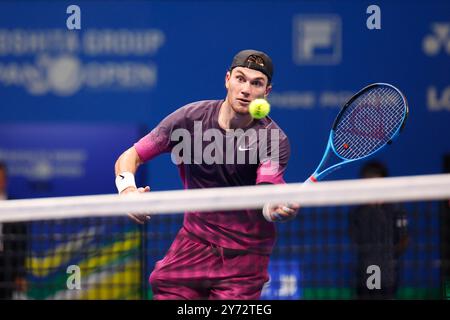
[349,160,409,299]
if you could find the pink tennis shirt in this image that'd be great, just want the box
[134,100,290,254]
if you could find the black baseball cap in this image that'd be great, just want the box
[229,49,274,83]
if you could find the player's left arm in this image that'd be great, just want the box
[256,130,300,222]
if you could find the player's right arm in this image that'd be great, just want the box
[116,104,189,223]
[115,146,151,224]
[115,146,144,193]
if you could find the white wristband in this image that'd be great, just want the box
[115,172,137,193]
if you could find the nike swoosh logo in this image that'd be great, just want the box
[238,146,253,151]
[119,175,125,179]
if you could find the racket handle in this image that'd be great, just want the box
[304,175,318,184]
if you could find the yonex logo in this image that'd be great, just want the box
[423,23,450,56]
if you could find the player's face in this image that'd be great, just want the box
[225,67,271,115]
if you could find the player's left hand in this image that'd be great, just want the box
[263,203,300,222]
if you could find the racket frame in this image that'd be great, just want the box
[307,83,409,183]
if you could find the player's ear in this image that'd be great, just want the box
[225,71,231,89]
[264,84,272,98]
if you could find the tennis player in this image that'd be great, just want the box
[114,49,299,299]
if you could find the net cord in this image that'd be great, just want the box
[0,174,449,223]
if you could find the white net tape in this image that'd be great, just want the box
[0,173,449,223]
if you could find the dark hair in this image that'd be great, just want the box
[360,160,388,178]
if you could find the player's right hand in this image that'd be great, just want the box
[121,186,152,224]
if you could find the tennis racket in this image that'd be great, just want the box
[306,83,409,183]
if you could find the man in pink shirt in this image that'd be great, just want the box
[114,49,299,299]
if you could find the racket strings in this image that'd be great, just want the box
[333,86,406,160]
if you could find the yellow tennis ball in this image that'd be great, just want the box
[249,98,270,119]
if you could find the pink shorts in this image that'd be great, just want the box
[149,228,270,300]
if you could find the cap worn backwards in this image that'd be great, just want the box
[229,49,274,83]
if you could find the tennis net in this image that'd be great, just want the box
[0,174,449,299]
